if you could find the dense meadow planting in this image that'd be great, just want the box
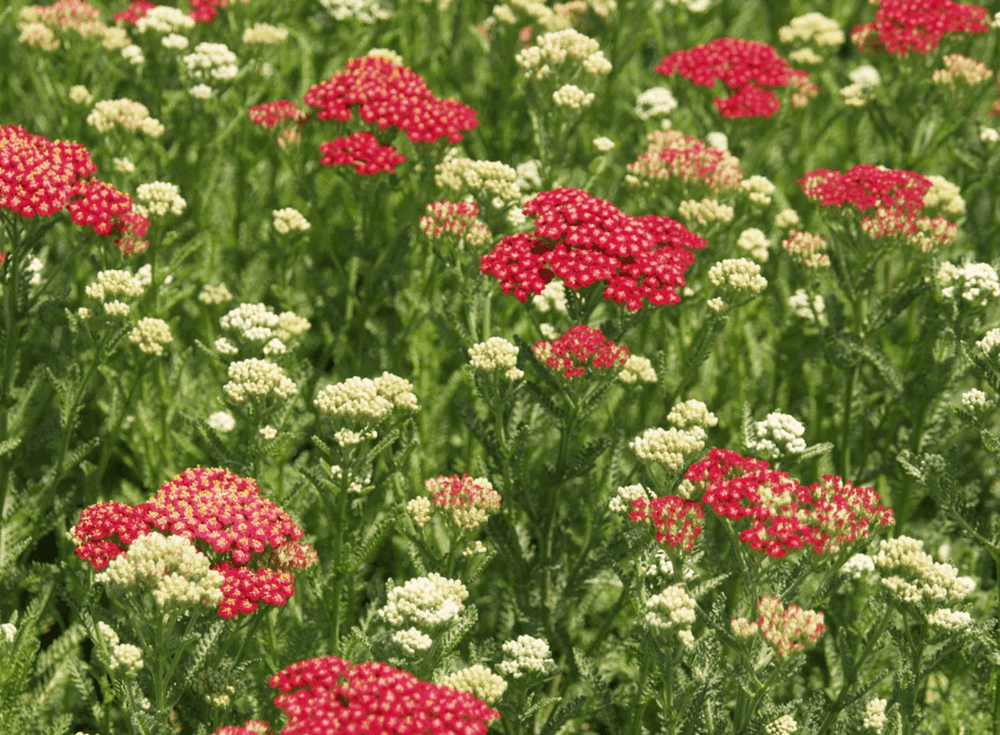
[4,0,1000,733]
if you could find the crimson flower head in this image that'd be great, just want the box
[480,187,706,310]
[799,164,957,249]
[249,100,311,130]
[304,56,479,144]
[656,38,815,118]
[70,467,317,618]
[630,495,705,550]
[1,125,149,254]
[851,0,989,56]
[318,132,407,175]
[113,0,155,25]
[684,449,894,558]
[268,656,499,735]
[533,324,630,379]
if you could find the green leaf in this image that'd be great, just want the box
[344,513,393,573]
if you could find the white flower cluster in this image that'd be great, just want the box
[765,715,799,735]
[128,318,173,356]
[646,548,675,577]
[367,47,403,65]
[220,303,310,347]
[861,698,888,732]
[936,261,1000,307]
[962,388,987,411]
[922,175,965,216]
[224,359,298,404]
[469,337,524,380]
[380,573,468,628]
[654,0,711,13]
[162,33,188,50]
[645,583,696,630]
[498,635,555,678]
[927,608,973,631]
[552,83,594,109]
[629,427,706,473]
[135,181,186,218]
[678,198,734,226]
[532,280,567,313]
[1,623,16,644]
[183,42,239,82]
[635,87,678,120]
[113,157,135,173]
[273,208,311,234]
[840,552,875,579]
[592,136,615,152]
[87,99,164,137]
[982,127,1000,143]
[740,175,776,205]
[242,22,289,45]
[618,355,657,384]
[190,84,214,100]
[198,283,233,306]
[774,208,801,229]
[875,536,976,606]
[978,328,1000,354]
[406,496,434,527]
[122,44,144,65]
[135,6,195,34]
[97,533,224,610]
[435,158,521,203]
[392,627,433,655]
[841,65,881,107]
[747,411,807,459]
[320,0,392,23]
[705,131,728,150]
[440,665,507,705]
[707,258,768,295]
[69,85,92,105]
[736,227,770,262]
[788,289,826,324]
[97,623,145,674]
[778,12,845,46]
[85,270,145,302]
[207,411,236,433]
[608,483,649,513]
[667,399,719,430]
[515,29,612,81]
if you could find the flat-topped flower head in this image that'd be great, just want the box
[874,535,975,605]
[440,665,507,705]
[533,324,629,379]
[498,635,555,678]
[248,100,310,130]
[852,0,989,56]
[380,573,469,628]
[656,38,815,118]
[128,317,173,356]
[267,656,499,734]
[319,132,406,175]
[304,56,478,144]
[183,42,239,82]
[420,200,492,248]
[1,125,96,218]
[134,181,186,218]
[630,495,706,549]
[782,231,830,268]
[87,99,164,137]
[936,261,1000,306]
[272,207,310,234]
[627,129,744,194]
[631,427,708,473]
[515,28,612,81]
[434,158,520,203]
[747,411,807,459]
[468,337,523,380]
[778,12,846,47]
[645,583,697,630]
[746,595,825,657]
[423,473,502,530]
[223,358,297,404]
[481,187,706,310]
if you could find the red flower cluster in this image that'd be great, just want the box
[303,56,479,144]
[533,324,630,379]
[212,722,272,735]
[656,38,814,118]
[1,125,149,253]
[267,656,499,735]
[248,100,311,130]
[113,0,155,25]
[71,467,316,618]
[424,473,501,530]
[630,495,705,550]
[627,130,744,194]
[684,449,894,557]
[799,164,956,248]
[851,0,989,56]
[755,595,825,657]
[480,188,706,310]
[318,132,408,175]
[188,0,224,23]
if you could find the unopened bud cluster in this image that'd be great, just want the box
[380,573,468,628]
[469,337,523,380]
[498,635,555,678]
[435,158,521,203]
[440,665,507,705]
[874,536,976,606]
[747,411,807,459]
[224,359,298,404]
[936,262,1000,307]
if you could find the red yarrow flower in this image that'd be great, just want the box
[114,0,155,25]
[424,473,501,530]
[420,200,492,246]
[755,595,825,657]
[303,56,479,144]
[70,467,316,618]
[480,187,706,310]
[851,0,989,56]
[268,656,499,735]
[533,324,630,379]
[630,495,705,550]
[318,132,407,175]
[656,38,814,118]
[212,721,272,735]
[799,164,957,248]
[684,449,894,558]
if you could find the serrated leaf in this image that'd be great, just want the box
[540,695,587,735]
[573,648,619,731]
[434,605,477,662]
[0,435,22,458]
[345,513,393,573]
[797,442,833,461]
[560,436,611,483]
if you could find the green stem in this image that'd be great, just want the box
[329,467,351,654]
[840,365,857,479]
